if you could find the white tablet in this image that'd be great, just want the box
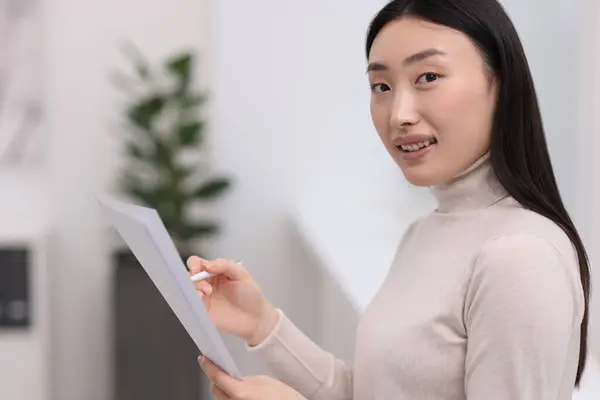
[96,194,242,379]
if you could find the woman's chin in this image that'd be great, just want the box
[401,167,444,187]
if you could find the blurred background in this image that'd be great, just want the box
[0,0,598,399]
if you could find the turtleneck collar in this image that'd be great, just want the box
[431,153,508,213]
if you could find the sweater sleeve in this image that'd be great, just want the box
[245,309,352,400]
[464,233,584,399]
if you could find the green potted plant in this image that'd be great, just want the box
[112,44,232,259]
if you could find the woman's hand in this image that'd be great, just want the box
[199,357,305,400]
[187,256,279,346]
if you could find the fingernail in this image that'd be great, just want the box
[198,356,203,364]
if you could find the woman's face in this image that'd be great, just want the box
[368,17,498,186]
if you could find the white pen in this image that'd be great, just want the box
[190,270,215,282]
[189,259,242,282]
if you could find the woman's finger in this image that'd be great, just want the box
[199,357,242,396]
[204,258,248,281]
[185,256,204,274]
[194,280,213,296]
[186,255,207,274]
[211,383,232,400]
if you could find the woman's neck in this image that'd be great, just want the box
[431,153,508,213]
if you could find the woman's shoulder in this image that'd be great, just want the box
[483,196,576,261]
[469,199,583,311]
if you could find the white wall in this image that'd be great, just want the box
[500,1,583,216]
[578,0,600,358]
[0,0,211,399]
[207,0,413,218]
[502,0,582,208]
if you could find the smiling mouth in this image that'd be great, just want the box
[397,138,438,152]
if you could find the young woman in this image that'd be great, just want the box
[190,0,591,398]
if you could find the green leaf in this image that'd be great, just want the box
[126,184,158,207]
[180,93,207,109]
[119,170,139,190]
[180,221,220,240]
[134,62,150,81]
[155,202,179,226]
[127,95,166,130]
[172,165,194,181]
[151,137,174,168]
[190,177,231,199]
[177,121,203,146]
[125,142,146,160]
[166,52,195,97]
[166,52,193,82]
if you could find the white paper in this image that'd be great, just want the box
[96,194,241,379]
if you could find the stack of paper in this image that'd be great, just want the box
[96,194,241,379]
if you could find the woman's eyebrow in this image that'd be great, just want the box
[367,48,447,72]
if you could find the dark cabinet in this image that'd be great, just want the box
[0,247,30,329]
[113,250,207,400]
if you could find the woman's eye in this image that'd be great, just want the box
[416,73,440,84]
[371,83,391,93]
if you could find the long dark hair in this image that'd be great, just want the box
[366,0,590,386]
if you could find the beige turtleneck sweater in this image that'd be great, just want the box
[247,155,584,400]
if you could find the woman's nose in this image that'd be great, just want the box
[390,94,419,128]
